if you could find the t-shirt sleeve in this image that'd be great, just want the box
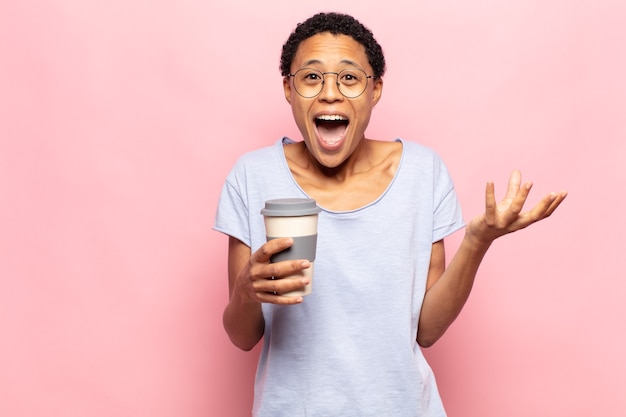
[432,156,465,242]
[213,165,252,247]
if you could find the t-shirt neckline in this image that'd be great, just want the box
[278,137,405,214]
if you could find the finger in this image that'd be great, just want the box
[257,291,304,305]
[265,259,311,281]
[516,191,564,228]
[484,181,496,225]
[254,276,309,304]
[508,180,533,216]
[542,191,568,218]
[504,170,522,200]
[253,237,294,263]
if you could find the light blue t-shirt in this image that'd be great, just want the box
[214,137,465,416]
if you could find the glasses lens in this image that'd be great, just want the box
[293,68,324,98]
[337,69,368,98]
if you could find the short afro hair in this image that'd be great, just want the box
[279,12,386,79]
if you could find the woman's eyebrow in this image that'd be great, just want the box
[300,59,363,69]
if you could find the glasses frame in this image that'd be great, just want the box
[288,67,373,99]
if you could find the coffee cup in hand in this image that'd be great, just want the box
[261,198,321,296]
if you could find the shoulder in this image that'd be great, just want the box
[227,139,284,175]
[395,138,439,159]
[392,139,447,175]
[236,139,281,163]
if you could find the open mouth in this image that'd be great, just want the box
[315,115,349,146]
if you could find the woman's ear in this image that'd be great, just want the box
[283,76,293,105]
[371,77,383,106]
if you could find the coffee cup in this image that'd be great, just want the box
[261,198,321,296]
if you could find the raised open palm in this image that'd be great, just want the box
[467,170,567,244]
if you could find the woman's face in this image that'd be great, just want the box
[283,32,383,169]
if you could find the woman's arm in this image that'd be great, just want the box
[417,170,567,347]
[222,236,312,351]
[417,237,489,348]
[222,237,265,351]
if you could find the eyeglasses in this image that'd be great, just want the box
[288,67,373,99]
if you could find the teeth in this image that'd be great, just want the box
[316,115,347,121]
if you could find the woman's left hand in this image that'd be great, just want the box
[466,170,568,246]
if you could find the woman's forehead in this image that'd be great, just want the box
[292,33,369,70]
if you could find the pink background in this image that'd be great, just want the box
[1,1,624,416]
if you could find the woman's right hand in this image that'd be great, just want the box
[230,236,311,305]
[223,236,311,350]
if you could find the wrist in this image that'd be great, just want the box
[463,226,494,253]
[231,285,261,310]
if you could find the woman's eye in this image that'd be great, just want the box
[340,72,359,84]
